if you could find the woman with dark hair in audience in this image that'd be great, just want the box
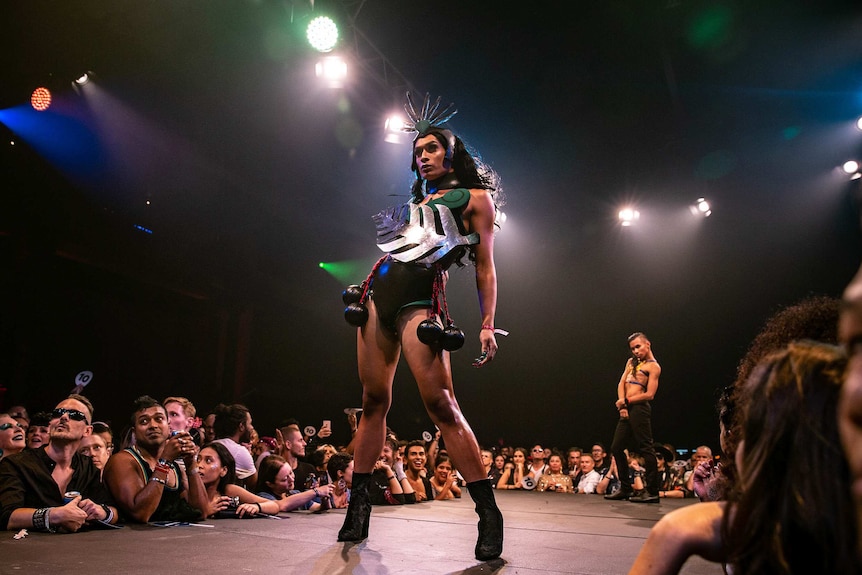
[496,447,528,490]
[198,443,331,518]
[25,412,51,450]
[696,295,843,503]
[255,454,332,512]
[537,453,574,493]
[327,452,354,509]
[489,454,506,487]
[367,437,415,505]
[629,341,860,574]
[430,454,461,500]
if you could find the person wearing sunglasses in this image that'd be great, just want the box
[0,395,119,533]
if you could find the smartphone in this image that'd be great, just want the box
[322,420,331,429]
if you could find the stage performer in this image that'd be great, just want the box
[339,93,505,561]
[605,332,662,503]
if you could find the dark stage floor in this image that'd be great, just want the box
[2,491,722,575]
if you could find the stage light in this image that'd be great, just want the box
[74,73,90,86]
[856,116,862,131]
[384,115,406,144]
[315,55,347,88]
[843,160,859,174]
[689,197,712,217]
[618,207,640,227]
[30,87,52,111]
[307,16,338,53]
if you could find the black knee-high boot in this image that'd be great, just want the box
[338,472,372,542]
[466,479,504,560]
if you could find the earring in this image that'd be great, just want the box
[338,478,347,490]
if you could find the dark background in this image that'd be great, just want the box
[1,0,860,455]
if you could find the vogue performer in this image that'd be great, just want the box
[339,93,504,560]
[605,332,662,503]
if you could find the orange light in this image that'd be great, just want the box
[31,87,52,111]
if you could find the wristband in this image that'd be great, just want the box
[255,502,262,513]
[150,475,167,485]
[44,508,57,533]
[481,325,495,331]
[313,487,320,497]
[33,507,50,531]
[100,504,115,523]
[387,475,396,480]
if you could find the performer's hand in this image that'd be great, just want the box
[473,331,498,367]
[692,460,718,501]
[618,408,629,419]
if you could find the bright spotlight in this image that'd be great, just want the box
[307,16,339,53]
[618,207,640,227]
[689,197,712,217]
[74,73,90,86]
[843,160,859,174]
[30,87,52,111]
[384,115,406,144]
[315,55,347,88]
[856,116,862,131]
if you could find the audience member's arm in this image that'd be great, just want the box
[628,502,726,575]
[426,432,440,473]
[596,458,618,495]
[496,464,513,490]
[182,456,209,520]
[7,498,89,532]
[434,475,459,500]
[103,452,163,523]
[376,461,403,495]
[269,483,334,513]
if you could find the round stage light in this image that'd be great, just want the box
[307,16,339,53]
[30,87,52,111]
[689,197,712,217]
[618,208,640,226]
[843,160,859,174]
[856,116,862,131]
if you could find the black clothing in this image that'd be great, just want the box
[611,403,659,495]
[0,446,112,530]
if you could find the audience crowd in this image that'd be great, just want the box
[1,290,861,574]
[0,388,714,532]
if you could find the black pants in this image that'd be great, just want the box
[610,402,658,495]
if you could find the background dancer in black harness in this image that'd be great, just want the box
[339,94,505,560]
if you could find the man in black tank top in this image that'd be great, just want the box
[605,332,662,503]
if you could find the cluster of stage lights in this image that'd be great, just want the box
[28,72,93,112]
[619,195,711,227]
[842,116,862,181]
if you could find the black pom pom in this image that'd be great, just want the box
[417,319,443,345]
[344,303,369,326]
[441,324,465,351]
[342,285,363,305]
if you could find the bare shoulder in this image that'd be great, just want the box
[466,188,494,211]
[103,450,143,487]
[104,449,135,474]
[652,502,724,553]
